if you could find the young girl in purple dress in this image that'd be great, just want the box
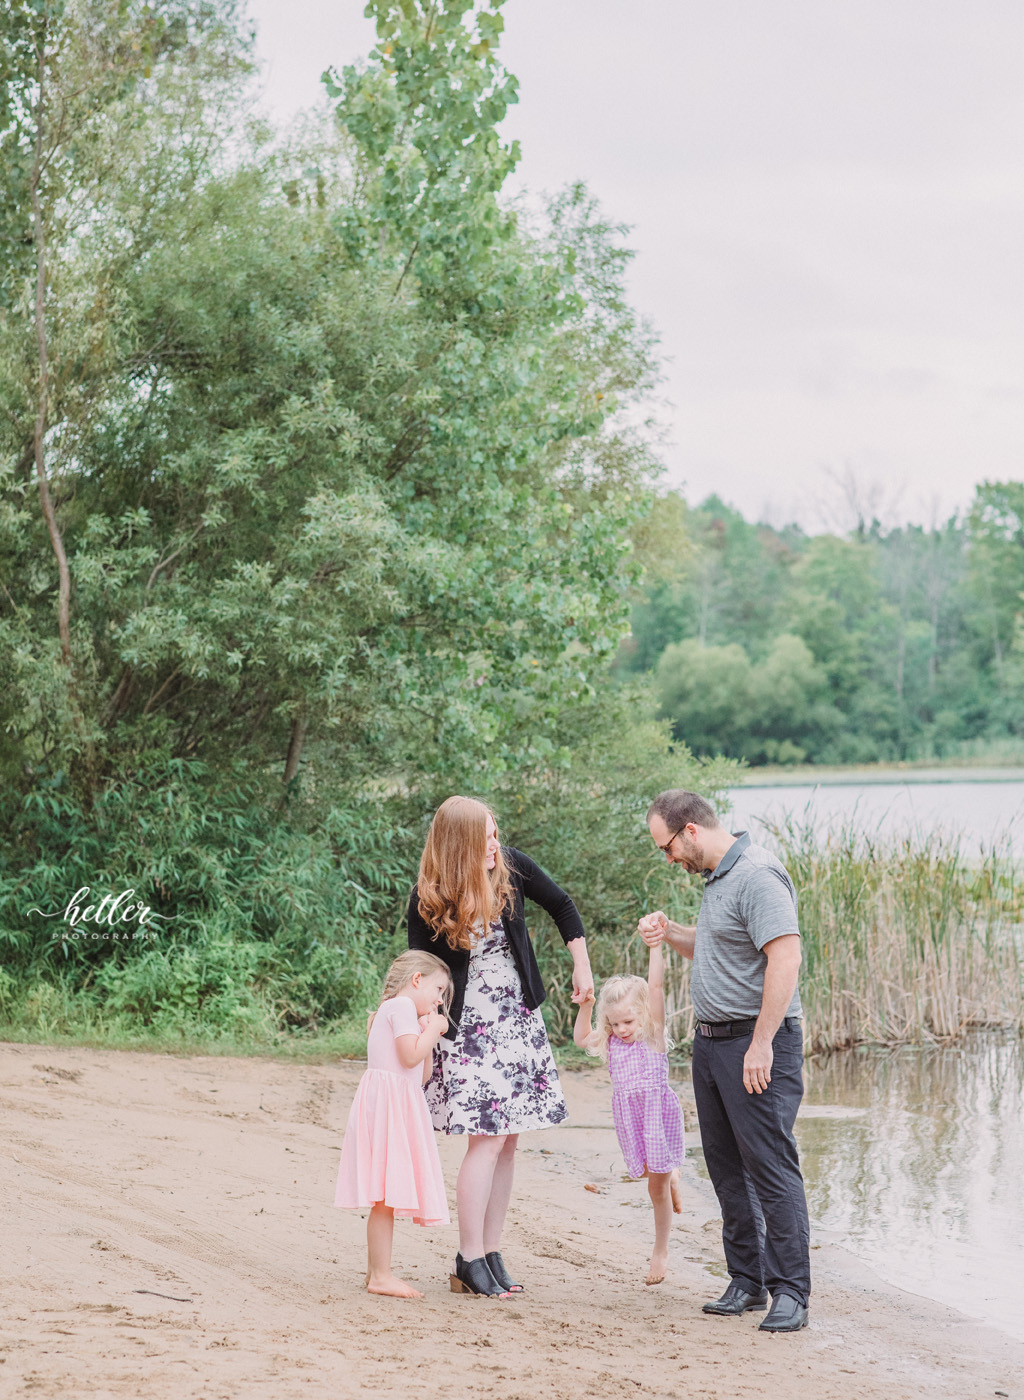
[574,942,685,1285]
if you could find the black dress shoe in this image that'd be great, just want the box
[449,1253,511,1297]
[702,1282,769,1315]
[758,1293,809,1332]
[484,1250,524,1292]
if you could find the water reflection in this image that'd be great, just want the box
[798,1035,1024,1338]
[684,1034,1024,1340]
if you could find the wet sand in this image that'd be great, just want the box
[2,1042,1022,1399]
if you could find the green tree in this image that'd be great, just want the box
[655,633,839,765]
[0,0,690,1044]
[621,495,804,671]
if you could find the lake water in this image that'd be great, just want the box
[727,776,1024,856]
[685,1035,1024,1340]
[801,1037,1024,1339]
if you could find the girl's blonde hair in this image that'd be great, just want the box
[587,974,668,1060]
[416,795,514,952]
[367,950,454,1033]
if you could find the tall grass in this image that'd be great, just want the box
[655,819,1024,1051]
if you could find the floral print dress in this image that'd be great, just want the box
[425,918,568,1136]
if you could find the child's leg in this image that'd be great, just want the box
[366,1203,423,1299]
[645,1172,674,1285]
[670,1166,683,1214]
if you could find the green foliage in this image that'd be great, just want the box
[624,484,1024,765]
[325,0,520,308]
[655,634,837,765]
[5,0,1019,1060]
[0,0,690,1051]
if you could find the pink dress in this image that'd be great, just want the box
[334,996,449,1225]
[607,1035,685,1180]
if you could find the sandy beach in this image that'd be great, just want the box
[1,1041,1021,1400]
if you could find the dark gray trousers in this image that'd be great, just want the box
[691,1020,811,1306]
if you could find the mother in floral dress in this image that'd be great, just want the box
[408,795,594,1297]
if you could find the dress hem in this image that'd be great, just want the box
[434,1113,568,1137]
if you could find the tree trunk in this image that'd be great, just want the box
[283,715,308,785]
[29,28,73,669]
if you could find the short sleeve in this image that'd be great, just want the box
[740,866,800,950]
[386,995,420,1039]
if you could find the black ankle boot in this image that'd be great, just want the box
[484,1251,524,1293]
[449,1253,511,1297]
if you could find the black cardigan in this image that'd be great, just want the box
[407,847,586,1040]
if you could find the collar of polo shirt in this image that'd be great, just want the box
[702,830,751,883]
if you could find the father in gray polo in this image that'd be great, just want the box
[637,789,810,1332]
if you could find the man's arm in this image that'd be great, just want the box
[742,934,802,1095]
[637,910,696,960]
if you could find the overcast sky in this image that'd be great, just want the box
[245,1,1024,531]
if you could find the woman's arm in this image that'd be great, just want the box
[567,936,594,1006]
[507,848,593,1002]
[407,886,437,951]
[510,848,585,943]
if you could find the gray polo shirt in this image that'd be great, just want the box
[689,831,803,1024]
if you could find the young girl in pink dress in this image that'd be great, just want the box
[335,951,453,1299]
[574,942,685,1286]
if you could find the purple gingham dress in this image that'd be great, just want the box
[608,1035,685,1179]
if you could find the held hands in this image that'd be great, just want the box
[572,982,596,1048]
[571,963,594,1006]
[637,911,669,947]
[742,1037,773,1095]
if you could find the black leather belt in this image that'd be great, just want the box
[697,1016,800,1038]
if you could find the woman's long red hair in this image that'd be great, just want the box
[417,796,514,952]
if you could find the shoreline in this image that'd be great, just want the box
[733,762,1024,787]
[2,1041,1022,1399]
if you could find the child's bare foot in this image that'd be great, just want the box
[670,1168,683,1214]
[645,1248,668,1286]
[366,1273,423,1299]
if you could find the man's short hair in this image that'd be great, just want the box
[646,789,721,831]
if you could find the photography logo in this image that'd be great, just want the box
[27,885,175,941]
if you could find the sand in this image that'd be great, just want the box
[2,1041,1021,1400]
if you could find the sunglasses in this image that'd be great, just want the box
[655,824,689,855]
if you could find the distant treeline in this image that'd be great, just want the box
[620,484,1024,766]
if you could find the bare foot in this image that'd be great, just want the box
[670,1168,683,1214]
[366,1274,423,1299]
[645,1249,668,1286]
